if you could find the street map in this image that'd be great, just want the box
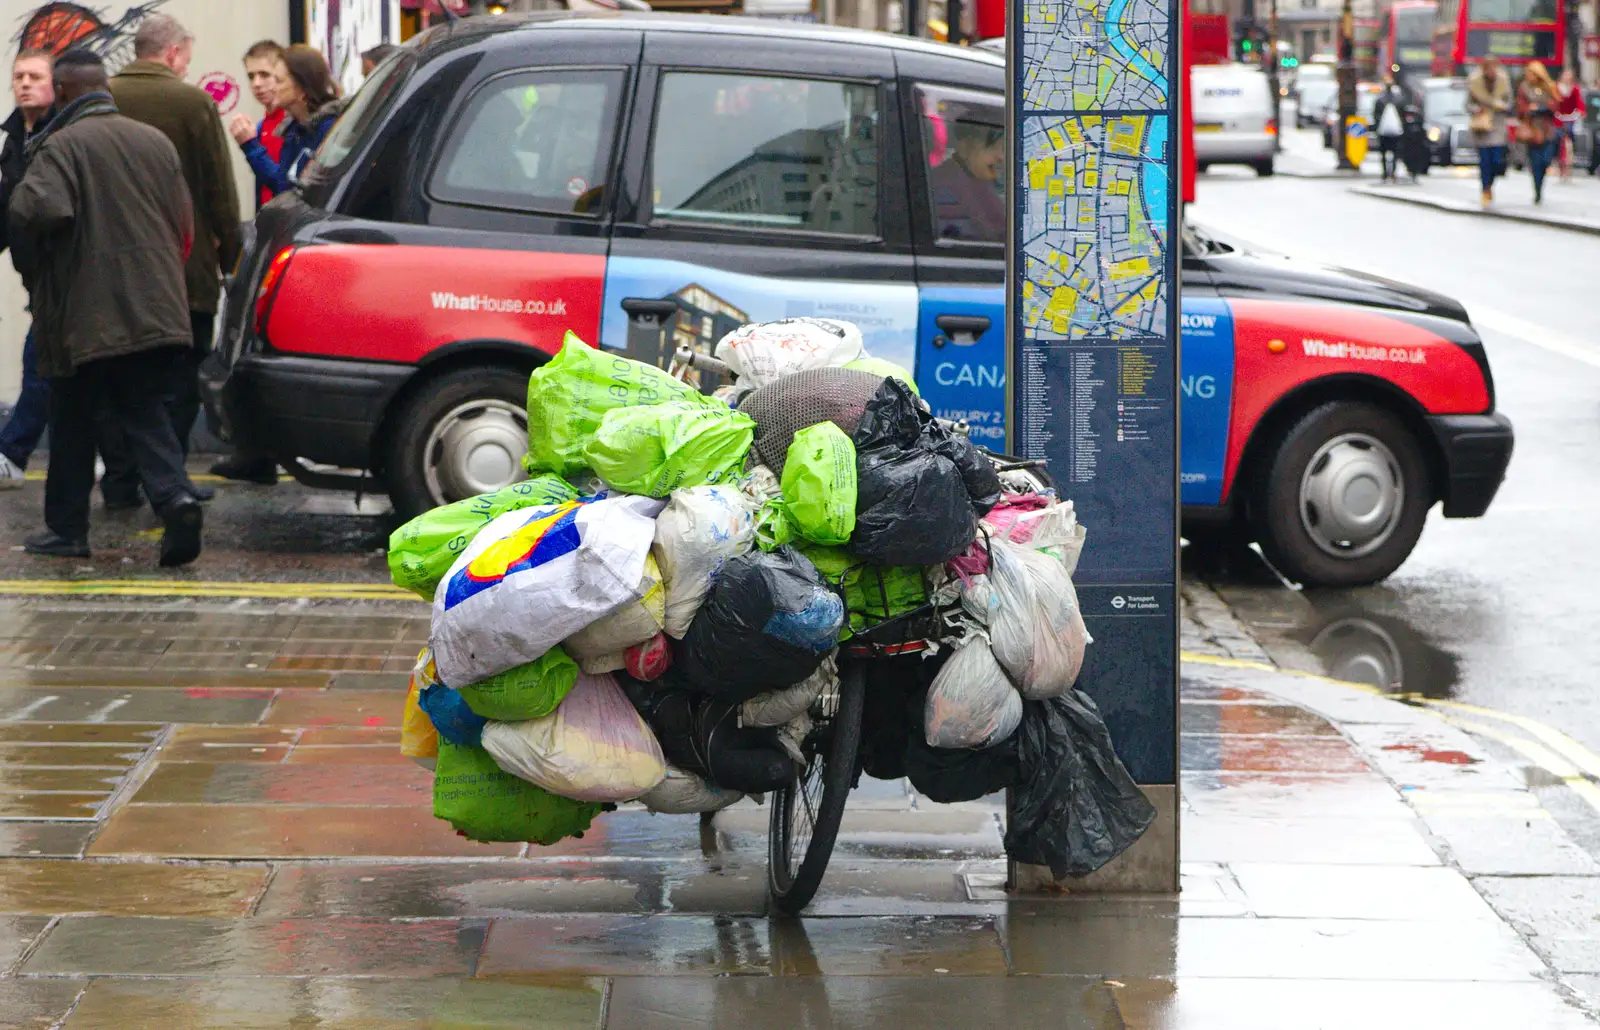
[1020,0,1169,111]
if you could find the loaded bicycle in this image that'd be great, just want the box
[669,346,1054,914]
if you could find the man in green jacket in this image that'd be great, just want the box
[9,50,204,566]
[109,12,240,470]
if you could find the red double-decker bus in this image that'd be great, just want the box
[1432,0,1563,77]
[1379,1,1439,80]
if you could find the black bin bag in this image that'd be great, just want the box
[904,728,1022,804]
[677,547,843,701]
[622,677,797,795]
[1004,689,1157,879]
[849,378,994,566]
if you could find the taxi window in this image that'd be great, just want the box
[650,72,880,236]
[915,84,1005,246]
[430,69,623,216]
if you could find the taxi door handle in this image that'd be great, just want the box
[933,314,990,348]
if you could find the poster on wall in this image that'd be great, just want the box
[305,0,402,96]
[16,1,169,73]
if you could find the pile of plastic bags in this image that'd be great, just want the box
[388,320,1152,878]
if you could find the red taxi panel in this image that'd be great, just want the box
[264,244,606,364]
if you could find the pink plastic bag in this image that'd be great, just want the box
[625,633,673,682]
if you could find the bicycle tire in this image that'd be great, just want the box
[767,662,867,915]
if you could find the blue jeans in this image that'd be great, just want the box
[0,328,48,468]
[1478,145,1507,192]
[1528,139,1557,197]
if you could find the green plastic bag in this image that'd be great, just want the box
[455,647,579,722]
[387,475,579,600]
[583,400,754,497]
[780,422,857,546]
[433,740,601,845]
[843,357,920,395]
[525,332,712,479]
[799,544,928,637]
[754,498,797,552]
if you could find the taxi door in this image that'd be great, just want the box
[897,52,1009,449]
[600,31,918,376]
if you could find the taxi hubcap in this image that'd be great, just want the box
[423,399,528,506]
[1298,432,1403,560]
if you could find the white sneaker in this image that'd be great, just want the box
[0,453,23,489]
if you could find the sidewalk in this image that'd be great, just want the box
[1352,164,1600,234]
[0,594,1595,1028]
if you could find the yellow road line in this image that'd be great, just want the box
[23,471,226,483]
[1425,698,1600,784]
[0,580,421,601]
[1180,650,1384,695]
[1435,712,1600,817]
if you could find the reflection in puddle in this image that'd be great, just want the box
[1298,603,1462,699]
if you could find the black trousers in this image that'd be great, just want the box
[46,347,192,541]
[99,310,213,501]
[1379,135,1402,179]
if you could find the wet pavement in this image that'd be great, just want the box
[0,601,1594,1027]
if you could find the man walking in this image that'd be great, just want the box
[1373,76,1406,183]
[9,49,204,565]
[0,49,54,489]
[109,12,239,469]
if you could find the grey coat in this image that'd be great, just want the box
[1467,67,1512,148]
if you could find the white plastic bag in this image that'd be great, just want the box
[982,538,1088,700]
[639,764,744,814]
[1000,500,1087,574]
[652,486,756,639]
[481,673,666,803]
[564,553,666,663]
[741,651,834,728]
[924,633,1022,749]
[713,317,865,387]
[431,494,664,687]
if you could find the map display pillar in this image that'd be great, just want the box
[1008,0,1180,891]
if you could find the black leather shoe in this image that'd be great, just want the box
[209,457,278,485]
[102,491,143,512]
[158,496,203,567]
[23,530,89,558]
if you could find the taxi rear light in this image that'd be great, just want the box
[1266,118,1278,135]
[253,247,296,339]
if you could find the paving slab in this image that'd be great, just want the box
[0,820,94,858]
[1475,876,1600,974]
[0,914,52,971]
[0,977,86,1030]
[0,859,269,916]
[603,975,1122,1030]
[256,861,652,918]
[59,976,602,1030]
[1179,812,1440,866]
[1180,734,1370,774]
[1180,771,1412,820]
[477,914,772,980]
[130,761,432,806]
[22,915,489,977]
[1228,863,1500,921]
[0,687,275,724]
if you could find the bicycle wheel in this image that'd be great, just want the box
[767,662,866,915]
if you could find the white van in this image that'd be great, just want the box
[1192,64,1278,176]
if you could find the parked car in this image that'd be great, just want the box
[208,12,1511,586]
[1193,63,1278,175]
[1296,74,1338,127]
[1420,77,1475,166]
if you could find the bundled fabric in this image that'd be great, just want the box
[849,378,982,566]
[677,547,843,701]
[781,422,857,546]
[652,486,757,639]
[583,400,754,497]
[800,544,928,638]
[713,317,865,387]
[455,647,578,722]
[842,357,918,393]
[978,539,1088,700]
[525,331,713,479]
[400,655,440,769]
[639,764,745,815]
[625,633,673,681]
[741,651,834,728]
[924,633,1022,749]
[433,740,602,844]
[430,494,663,687]
[480,673,666,804]
[904,725,1022,803]
[388,476,580,600]
[626,681,798,794]
[1006,690,1157,878]
[563,553,666,666]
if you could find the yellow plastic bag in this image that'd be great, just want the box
[400,650,440,769]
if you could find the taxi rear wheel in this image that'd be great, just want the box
[386,366,530,520]
[1249,402,1431,587]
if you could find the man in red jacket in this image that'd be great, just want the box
[243,40,286,210]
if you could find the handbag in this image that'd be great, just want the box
[1470,108,1494,133]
